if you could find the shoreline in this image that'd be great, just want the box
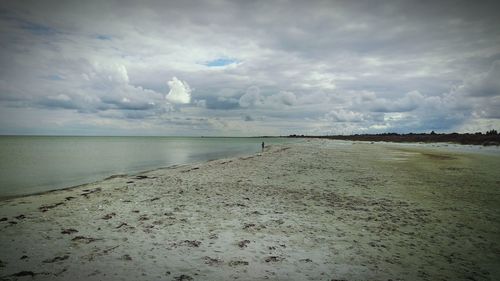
[0,163,196,202]
[1,140,499,280]
[0,152,258,202]
[0,138,282,201]
[5,138,492,202]
[0,136,292,201]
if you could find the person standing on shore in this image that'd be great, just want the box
[261,142,265,152]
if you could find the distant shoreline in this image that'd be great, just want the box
[288,132,500,146]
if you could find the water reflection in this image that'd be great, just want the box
[0,136,292,198]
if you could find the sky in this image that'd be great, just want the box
[0,0,499,136]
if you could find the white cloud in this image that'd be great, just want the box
[239,88,297,109]
[326,109,365,123]
[239,86,261,107]
[367,91,424,113]
[166,77,191,104]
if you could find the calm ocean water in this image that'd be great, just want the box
[0,136,293,198]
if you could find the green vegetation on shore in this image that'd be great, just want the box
[288,130,500,146]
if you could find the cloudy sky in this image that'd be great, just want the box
[0,0,499,136]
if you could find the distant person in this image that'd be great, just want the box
[261,142,265,152]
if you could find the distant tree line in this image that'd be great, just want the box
[288,130,500,146]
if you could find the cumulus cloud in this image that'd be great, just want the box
[367,91,424,113]
[166,77,191,104]
[326,109,365,123]
[239,88,297,109]
[239,86,261,108]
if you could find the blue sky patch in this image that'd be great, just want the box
[20,21,57,35]
[205,58,238,67]
[44,74,64,81]
[95,34,112,40]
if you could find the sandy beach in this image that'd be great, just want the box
[0,140,499,281]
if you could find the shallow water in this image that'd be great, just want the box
[0,136,293,198]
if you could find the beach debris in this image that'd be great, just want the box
[81,245,119,261]
[225,202,247,208]
[105,174,127,180]
[103,245,119,254]
[121,254,132,261]
[203,256,223,266]
[150,197,160,202]
[135,175,148,180]
[132,210,140,213]
[240,156,254,160]
[273,219,285,225]
[15,214,26,220]
[242,223,266,231]
[276,147,290,153]
[265,256,284,263]
[39,202,64,212]
[142,224,154,231]
[8,221,17,225]
[138,215,149,221]
[0,217,7,222]
[101,212,116,220]
[81,188,101,197]
[238,240,250,248]
[61,228,78,234]
[43,255,69,263]
[228,260,249,267]
[9,271,36,277]
[126,181,134,184]
[299,258,313,263]
[152,220,163,225]
[243,223,256,229]
[0,260,5,267]
[20,255,28,260]
[174,274,193,281]
[181,240,201,247]
[65,196,75,201]
[181,167,200,173]
[71,236,101,244]
[116,222,128,228]
[208,233,218,239]
[54,267,68,276]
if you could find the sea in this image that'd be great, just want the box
[0,136,294,199]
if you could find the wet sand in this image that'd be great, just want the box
[0,140,499,281]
